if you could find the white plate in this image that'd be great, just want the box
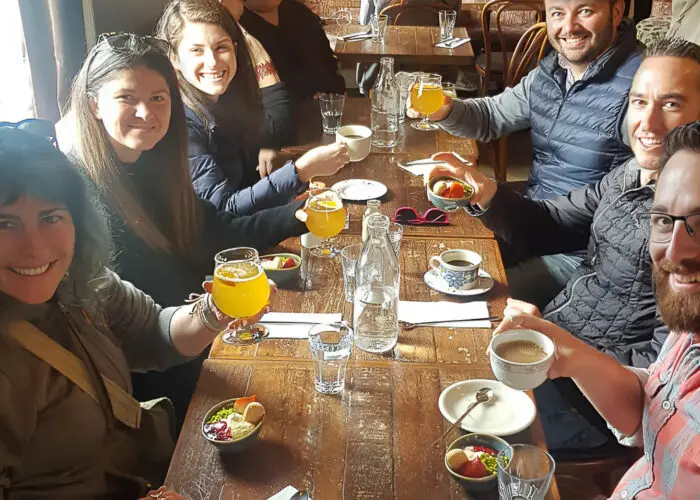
[332,179,388,201]
[424,269,494,296]
[438,379,536,436]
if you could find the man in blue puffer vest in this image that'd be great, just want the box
[413,0,642,309]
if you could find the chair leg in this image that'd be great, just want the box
[493,136,508,183]
[487,140,500,180]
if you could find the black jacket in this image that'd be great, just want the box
[469,159,666,367]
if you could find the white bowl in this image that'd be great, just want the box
[488,329,555,391]
[336,125,372,162]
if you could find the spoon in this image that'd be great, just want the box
[289,491,311,500]
[432,387,494,447]
[399,316,500,330]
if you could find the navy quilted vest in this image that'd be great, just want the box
[527,20,642,200]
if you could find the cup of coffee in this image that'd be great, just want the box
[429,249,481,290]
[489,329,555,391]
[336,125,372,162]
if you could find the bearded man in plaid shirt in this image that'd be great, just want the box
[494,121,700,499]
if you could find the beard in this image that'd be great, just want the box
[653,259,700,333]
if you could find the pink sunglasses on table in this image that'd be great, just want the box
[392,207,450,225]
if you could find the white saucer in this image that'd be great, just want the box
[438,379,536,436]
[332,179,388,201]
[423,269,494,296]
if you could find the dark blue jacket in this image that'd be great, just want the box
[440,19,642,200]
[185,85,307,217]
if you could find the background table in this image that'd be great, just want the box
[327,25,475,66]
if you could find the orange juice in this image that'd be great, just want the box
[410,83,444,115]
[305,199,347,238]
[212,262,270,318]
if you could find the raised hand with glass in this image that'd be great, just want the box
[410,73,444,131]
[212,247,271,345]
[298,188,347,257]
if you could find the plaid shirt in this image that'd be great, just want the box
[610,331,700,499]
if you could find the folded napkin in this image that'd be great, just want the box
[260,312,342,339]
[434,37,471,49]
[398,300,490,328]
[267,486,298,500]
[398,153,473,177]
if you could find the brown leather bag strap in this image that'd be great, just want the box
[8,320,142,429]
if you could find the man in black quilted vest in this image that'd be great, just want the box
[428,38,700,450]
[414,0,642,310]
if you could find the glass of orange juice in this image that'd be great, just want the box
[298,188,346,258]
[410,73,443,131]
[213,247,271,345]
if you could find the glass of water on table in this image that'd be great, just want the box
[319,93,346,134]
[309,322,354,394]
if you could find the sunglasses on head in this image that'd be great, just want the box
[97,32,170,54]
[392,207,449,225]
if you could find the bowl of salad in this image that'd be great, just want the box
[444,433,509,492]
[202,396,265,453]
[260,253,301,288]
[426,176,475,212]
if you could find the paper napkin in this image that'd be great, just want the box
[398,300,490,328]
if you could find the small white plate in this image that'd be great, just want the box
[332,179,388,201]
[423,269,494,296]
[438,379,536,436]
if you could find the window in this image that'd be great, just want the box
[0,0,35,121]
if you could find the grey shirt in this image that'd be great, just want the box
[0,270,190,499]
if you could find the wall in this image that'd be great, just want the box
[92,0,168,36]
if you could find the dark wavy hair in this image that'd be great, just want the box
[0,128,110,305]
[157,0,264,144]
[660,120,700,171]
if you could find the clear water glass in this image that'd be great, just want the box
[442,82,457,99]
[395,72,417,123]
[319,93,346,134]
[341,243,361,303]
[308,322,353,394]
[497,445,556,500]
[370,14,388,43]
[439,10,457,42]
[388,222,403,256]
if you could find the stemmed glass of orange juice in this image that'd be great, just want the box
[213,247,271,345]
[410,73,444,131]
[298,188,347,258]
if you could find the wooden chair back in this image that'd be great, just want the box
[380,2,455,26]
[505,21,548,87]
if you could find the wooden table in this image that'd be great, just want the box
[327,25,475,66]
[210,235,506,361]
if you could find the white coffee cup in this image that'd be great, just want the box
[429,249,482,290]
[489,329,555,391]
[336,125,372,162]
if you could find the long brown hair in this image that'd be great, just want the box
[67,35,201,255]
[157,0,264,144]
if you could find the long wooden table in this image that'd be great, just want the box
[327,25,475,66]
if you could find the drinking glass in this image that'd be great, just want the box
[308,322,354,394]
[319,93,346,134]
[395,72,418,123]
[370,14,388,43]
[442,82,457,99]
[299,188,347,258]
[388,222,403,256]
[213,247,271,345]
[439,10,457,42]
[341,243,361,303]
[410,73,443,131]
[497,445,556,500]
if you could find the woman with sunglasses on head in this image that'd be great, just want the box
[157,0,349,218]
[62,32,303,427]
[0,127,256,498]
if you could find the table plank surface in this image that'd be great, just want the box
[210,235,507,362]
[327,25,475,66]
[165,359,558,500]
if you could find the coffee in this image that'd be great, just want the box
[494,340,547,363]
[342,134,365,140]
[446,259,474,267]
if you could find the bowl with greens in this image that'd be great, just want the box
[444,433,509,492]
[201,396,265,453]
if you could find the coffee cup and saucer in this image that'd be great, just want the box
[424,249,494,297]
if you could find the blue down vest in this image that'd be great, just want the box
[527,20,642,200]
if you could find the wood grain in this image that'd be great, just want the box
[327,25,476,66]
[166,360,558,499]
[210,235,507,362]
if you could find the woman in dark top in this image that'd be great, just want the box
[158,0,349,217]
[240,0,346,100]
[63,33,305,426]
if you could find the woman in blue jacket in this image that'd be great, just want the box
[158,0,349,217]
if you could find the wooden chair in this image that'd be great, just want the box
[380,3,454,26]
[477,0,545,97]
[489,21,548,182]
